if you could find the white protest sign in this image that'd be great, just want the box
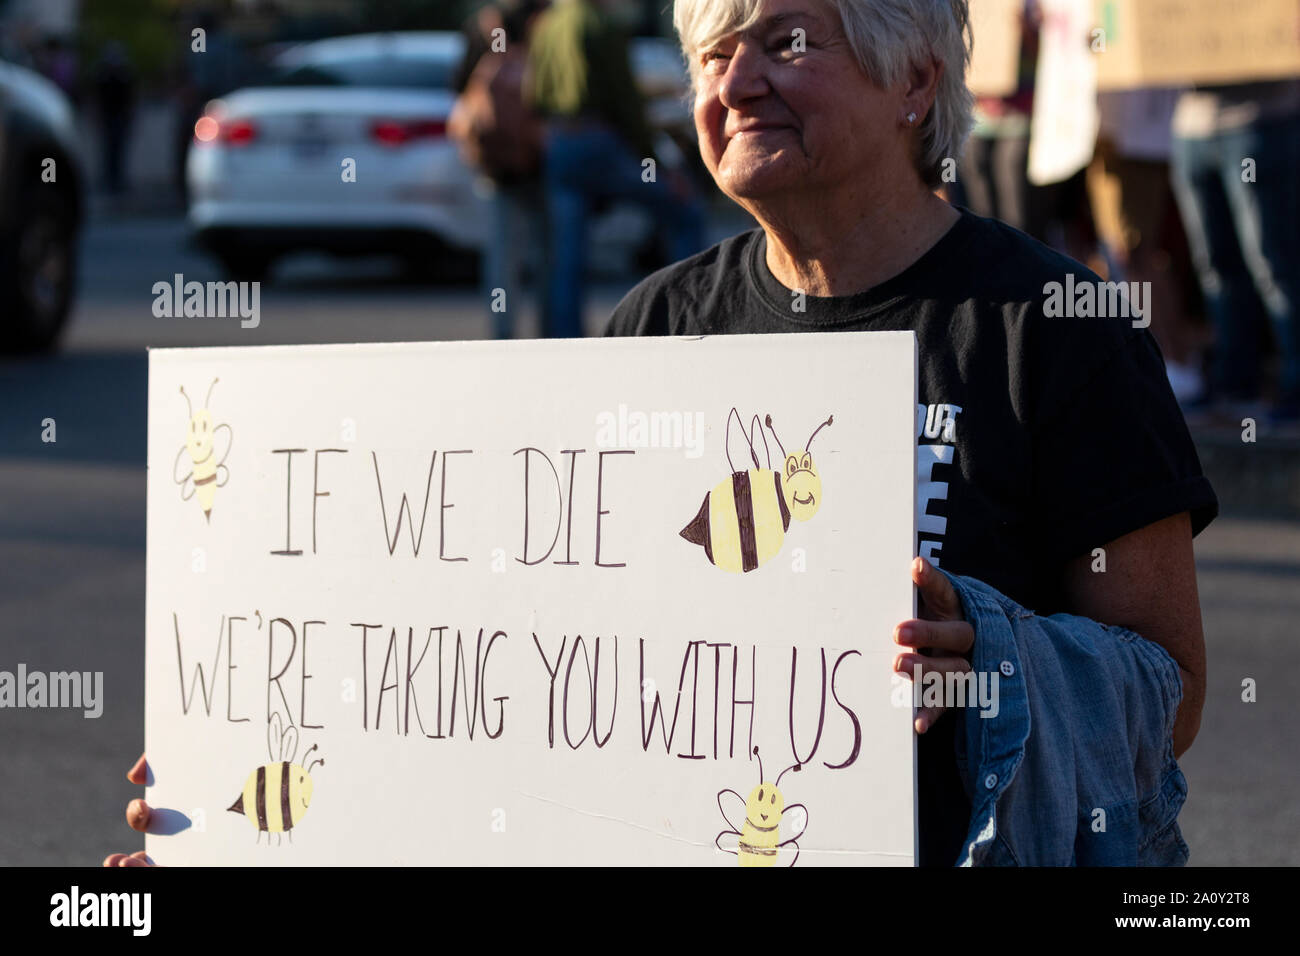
[145,332,918,865]
[1029,0,1099,186]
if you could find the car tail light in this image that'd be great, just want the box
[370,119,447,146]
[222,119,257,145]
[194,115,258,146]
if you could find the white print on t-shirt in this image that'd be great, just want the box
[917,403,962,567]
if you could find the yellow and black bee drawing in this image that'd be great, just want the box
[715,746,809,867]
[228,713,324,844]
[681,408,833,573]
[173,378,233,523]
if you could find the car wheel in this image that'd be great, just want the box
[0,188,77,354]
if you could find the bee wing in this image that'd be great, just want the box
[715,830,742,856]
[781,804,808,845]
[267,713,283,762]
[724,407,763,472]
[172,446,196,500]
[746,414,772,470]
[716,789,746,835]
[213,424,234,486]
[282,723,299,764]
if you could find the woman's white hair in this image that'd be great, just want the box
[674,0,975,187]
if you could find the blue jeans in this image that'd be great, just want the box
[1170,113,1300,405]
[543,124,706,338]
[482,180,547,340]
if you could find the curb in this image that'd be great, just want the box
[1193,427,1300,520]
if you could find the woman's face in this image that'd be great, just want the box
[692,0,904,206]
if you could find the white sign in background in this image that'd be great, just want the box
[145,332,918,865]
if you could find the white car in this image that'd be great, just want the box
[187,31,481,280]
[186,30,694,282]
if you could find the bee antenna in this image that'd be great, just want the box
[765,414,786,458]
[179,385,192,419]
[753,745,764,784]
[806,415,834,451]
[776,762,802,786]
[303,743,324,773]
[204,377,220,409]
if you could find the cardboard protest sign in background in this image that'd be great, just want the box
[968,0,1024,97]
[145,332,918,865]
[1095,0,1300,89]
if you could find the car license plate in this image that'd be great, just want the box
[292,136,330,159]
[292,117,330,159]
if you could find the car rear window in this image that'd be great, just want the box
[268,55,454,90]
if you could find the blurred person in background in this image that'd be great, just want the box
[35,35,78,102]
[450,0,551,339]
[1170,78,1300,427]
[527,0,706,338]
[1088,88,1209,406]
[956,0,1043,238]
[174,9,251,197]
[956,0,1094,262]
[93,41,136,195]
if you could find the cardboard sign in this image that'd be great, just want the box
[144,333,919,866]
[1095,0,1300,89]
[968,0,1024,97]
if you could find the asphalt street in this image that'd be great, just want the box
[0,215,1296,865]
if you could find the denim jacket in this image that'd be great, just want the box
[941,570,1191,866]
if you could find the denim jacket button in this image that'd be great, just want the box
[1000,660,1015,677]
[984,772,998,790]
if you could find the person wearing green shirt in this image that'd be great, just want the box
[527,0,705,337]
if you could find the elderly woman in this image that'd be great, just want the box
[108,0,1215,869]
[606,0,1216,865]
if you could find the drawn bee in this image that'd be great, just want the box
[681,408,833,573]
[173,378,232,523]
[715,746,809,867]
[228,713,324,844]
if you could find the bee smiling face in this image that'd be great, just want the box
[746,783,785,828]
[782,451,822,521]
[186,409,215,463]
[299,771,314,809]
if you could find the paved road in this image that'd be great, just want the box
[0,216,1296,865]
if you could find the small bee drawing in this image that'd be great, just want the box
[228,713,324,844]
[715,746,809,867]
[681,408,833,573]
[173,378,232,523]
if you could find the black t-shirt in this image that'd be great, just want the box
[604,207,1218,865]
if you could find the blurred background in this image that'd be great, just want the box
[0,0,1297,864]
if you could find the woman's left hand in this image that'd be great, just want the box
[893,557,975,734]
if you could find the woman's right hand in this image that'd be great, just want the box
[102,753,156,867]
